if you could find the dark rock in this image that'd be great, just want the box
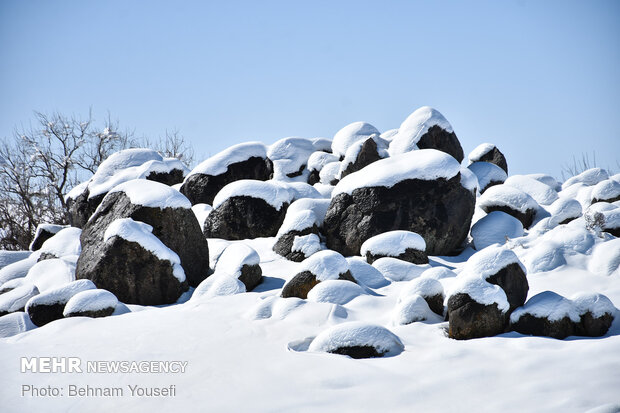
[339,138,383,179]
[204,196,289,240]
[329,345,384,359]
[510,314,576,340]
[485,263,529,312]
[146,168,185,186]
[67,189,105,229]
[64,307,115,319]
[365,247,428,265]
[25,280,96,327]
[27,302,65,327]
[475,146,508,174]
[286,163,306,178]
[324,174,475,256]
[416,125,464,163]
[238,264,263,292]
[29,224,66,251]
[447,293,507,340]
[425,294,445,317]
[576,312,614,337]
[273,225,321,262]
[181,157,273,206]
[281,270,356,299]
[307,169,321,186]
[481,204,536,229]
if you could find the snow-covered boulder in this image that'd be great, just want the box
[527,173,561,191]
[572,292,616,337]
[478,184,539,228]
[588,238,620,277]
[468,162,507,193]
[77,179,209,289]
[25,258,76,293]
[78,218,188,305]
[63,289,118,318]
[509,291,579,339]
[306,151,339,185]
[470,211,524,250]
[523,241,567,273]
[0,283,39,316]
[372,258,431,282]
[591,179,620,204]
[392,294,443,325]
[504,175,558,206]
[281,250,356,299]
[421,266,457,280]
[29,224,66,251]
[319,161,340,185]
[360,230,428,264]
[548,197,582,225]
[67,148,187,227]
[0,251,31,272]
[204,180,294,240]
[324,149,475,256]
[37,227,82,261]
[0,256,38,286]
[331,121,380,159]
[25,279,96,326]
[180,142,272,205]
[273,198,330,262]
[268,137,316,181]
[389,107,464,162]
[0,312,37,338]
[337,135,388,180]
[214,243,262,291]
[308,322,404,358]
[345,257,390,288]
[307,279,366,305]
[399,277,445,316]
[468,143,508,173]
[562,167,609,190]
[192,272,246,300]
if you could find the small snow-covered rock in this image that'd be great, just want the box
[562,167,609,190]
[548,197,582,225]
[29,224,67,251]
[214,243,262,291]
[331,122,380,158]
[25,279,96,326]
[37,227,82,261]
[470,211,524,250]
[0,256,38,286]
[63,289,118,318]
[468,143,508,173]
[478,184,539,228]
[308,322,404,358]
[398,277,444,316]
[527,173,561,191]
[392,294,443,325]
[0,283,40,316]
[346,257,390,288]
[524,241,566,273]
[337,136,388,179]
[360,230,427,264]
[591,179,620,204]
[307,279,366,305]
[468,162,507,193]
[571,292,616,337]
[0,312,37,338]
[192,272,246,300]
[268,137,316,181]
[307,151,339,185]
[319,161,340,185]
[372,258,431,282]
[588,238,620,277]
[504,175,558,206]
[540,225,594,255]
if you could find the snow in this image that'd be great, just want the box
[307,279,366,305]
[24,258,76,293]
[468,143,497,163]
[308,322,404,357]
[29,224,66,251]
[562,168,610,190]
[0,278,25,291]
[588,238,620,276]
[108,179,191,209]
[334,149,461,196]
[299,250,349,281]
[380,128,399,141]
[478,184,539,214]
[186,142,267,177]
[447,275,510,312]
[510,291,580,323]
[104,218,186,282]
[523,241,567,273]
[471,211,524,250]
[602,208,620,232]
[63,289,119,315]
[527,173,561,191]
[591,179,620,202]
[392,294,442,325]
[65,180,89,201]
[313,182,334,197]
[285,182,322,201]
[388,107,454,156]
[191,272,246,300]
[331,121,380,158]
[540,225,594,255]
[504,175,558,205]
[25,279,96,308]
[571,292,616,318]
[212,180,294,210]
[345,257,389,289]
[318,161,340,184]
[548,197,582,225]
[360,230,426,259]
[459,166,479,193]
[291,234,323,257]
[421,267,457,280]
[372,258,431,282]
[215,243,259,278]
[38,227,82,258]
[277,198,331,236]
[267,137,316,180]
[467,162,506,192]
[399,277,444,302]
[0,312,36,338]
[464,245,524,280]
[191,203,212,229]
[307,151,339,172]
[0,253,33,280]
[0,283,39,314]
[310,137,332,152]
[337,135,388,179]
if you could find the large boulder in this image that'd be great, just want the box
[77,179,209,289]
[478,184,539,229]
[25,279,96,326]
[180,142,272,205]
[389,106,464,163]
[468,143,508,173]
[204,180,294,240]
[324,149,475,256]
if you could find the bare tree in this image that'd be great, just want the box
[144,129,195,168]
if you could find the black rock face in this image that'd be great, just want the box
[329,345,385,359]
[365,247,428,265]
[324,175,475,257]
[475,146,508,174]
[281,270,356,299]
[485,262,529,313]
[27,302,66,327]
[307,169,321,186]
[510,314,576,340]
[273,225,320,262]
[447,293,507,340]
[576,312,614,337]
[204,196,288,240]
[416,125,464,163]
[77,191,209,288]
[180,157,273,206]
[146,168,186,186]
[339,138,383,179]
[480,204,536,229]
[238,264,263,292]
[64,306,116,319]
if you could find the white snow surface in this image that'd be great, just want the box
[548,197,582,225]
[510,291,581,323]
[471,211,524,250]
[392,294,442,325]
[562,168,609,190]
[186,142,267,177]
[571,293,617,318]
[588,238,620,276]
[108,179,191,209]
[192,272,246,300]
[212,180,294,210]
[277,198,331,236]
[464,245,524,280]
[215,244,259,278]
[63,289,119,315]
[360,230,426,259]
[307,151,339,172]
[331,121,380,158]
[291,234,323,258]
[308,322,404,357]
[285,182,322,201]
[29,224,66,251]
[346,257,390,288]
[319,161,340,185]
[24,259,76,293]
[191,203,212,229]
[380,128,399,141]
[333,149,461,196]
[591,179,620,202]
[0,312,36,338]
[0,283,39,314]
[307,280,366,305]
[421,267,457,280]
[267,137,316,180]
[459,167,479,193]
[447,274,510,312]
[372,258,431,282]
[527,173,561,191]
[0,256,37,286]
[468,143,497,163]
[523,241,567,273]
[388,107,454,156]
[104,218,186,282]
[299,250,349,281]
[504,175,558,205]
[0,251,31,271]
[478,184,539,214]
[25,279,96,308]
[38,227,82,258]
[399,277,444,301]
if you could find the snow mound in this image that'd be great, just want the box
[192,273,246,300]
[0,312,36,338]
[540,225,594,255]
[63,289,118,316]
[0,257,37,286]
[548,197,582,225]
[571,292,616,318]
[448,274,510,312]
[277,198,331,235]
[380,128,399,141]
[300,250,349,281]
[29,224,66,251]
[527,173,561,191]
[0,283,39,314]
[334,149,461,196]
[104,218,186,282]
[562,167,609,190]
[468,162,506,191]
[337,135,389,179]
[588,238,620,276]
[392,294,442,325]
[399,277,444,302]
[307,280,366,305]
[25,258,76,292]
[285,182,322,201]
[389,107,454,156]
[346,257,390,288]
[310,138,332,152]
[464,245,524,280]
[591,179,620,202]
[212,180,293,210]
[331,121,380,158]
[109,179,191,209]
[307,151,339,173]
[523,241,566,273]
[510,291,580,323]
[191,203,212,229]
[38,227,82,258]
[25,279,96,308]
[0,251,31,271]
[267,137,316,180]
[421,267,457,280]
[215,243,259,278]
[308,322,404,357]
[360,230,426,258]
[478,184,539,214]
[186,142,267,177]
[319,161,340,185]
[291,234,323,258]
[504,175,558,206]
[468,143,497,163]
[372,258,431,282]
[459,167,479,193]
[471,211,524,250]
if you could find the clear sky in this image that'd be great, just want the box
[1,0,618,178]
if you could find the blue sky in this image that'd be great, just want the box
[1,0,618,178]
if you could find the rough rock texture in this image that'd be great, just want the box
[416,125,464,163]
[510,314,576,340]
[238,264,263,292]
[481,204,536,229]
[447,293,507,340]
[324,175,475,256]
[329,345,385,359]
[475,147,508,173]
[576,312,614,337]
[204,196,289,240]
[77,235,187,305]
[485,263,529,312]
[77,191,209,288]
[424,294,445,317]
[64,307,116,319]
[365,247,428,265]
[180,157,273,206]
[273,225,321,262]
[26,302,65,327]
[281,270,356,299]
[307,170,321,186]
[339,138,383,179]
